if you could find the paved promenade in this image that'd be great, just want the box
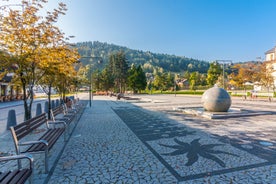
[0,94,275,183]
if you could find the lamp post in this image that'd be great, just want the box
[81,57,102,107]
[216,60,232,89]
[174,74,180,97]
[149,76,154,95]
[88,65,92,107]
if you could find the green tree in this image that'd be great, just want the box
[189,72,199,91]
[153,72,171,91]
[166,72,174,90]
[108,51,129,93]
[92,69,102,92]
[153,73,163,91]
[183,71,190,79]
[198,73,207,86]
[101,67,114,92]
[128,65,147,93]
[207,61,222,87]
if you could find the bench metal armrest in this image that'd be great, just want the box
[19,139,49,147]
[65,110,76,115]
[57,116,71,120]
[70,108,77,113]
[0,154,34,169]
[47,120,67,128]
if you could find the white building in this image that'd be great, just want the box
[265,46,276,61]
[265,46,276,87]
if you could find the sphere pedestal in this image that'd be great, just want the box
[201,87,231,112]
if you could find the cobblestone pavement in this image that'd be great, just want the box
[48,94,275,184]
[1,94,276,183]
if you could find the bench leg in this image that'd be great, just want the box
[15,149,22,169]
[17,159,22,169]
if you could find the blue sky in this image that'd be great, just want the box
[2,0,276,62]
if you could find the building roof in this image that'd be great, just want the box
[0,69,12,83]
[265,46,276,54]
[0,75,12,82]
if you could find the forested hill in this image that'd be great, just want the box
[75,41,210,73]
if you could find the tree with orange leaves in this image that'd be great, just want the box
[0,0,78,120]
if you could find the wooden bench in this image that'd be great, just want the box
[50,105,75,132]
[64,101,79,116]
[10,113,66,173]
[64,101,80,114]
[0,154,33,184]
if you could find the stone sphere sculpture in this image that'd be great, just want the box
[201,86,231,112]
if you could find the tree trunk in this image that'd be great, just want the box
[47,84,52,119]
[22,82,33,121]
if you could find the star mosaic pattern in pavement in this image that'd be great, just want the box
[159,138,239,167]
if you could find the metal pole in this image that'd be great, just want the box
[174,80,176,97]
[89,80,91,107]
[89,65,92,107]
[216,60,231,89]
[174,74,179,97]
[91,73,93,102]
[223,63,225,89]
[81,56,102,107]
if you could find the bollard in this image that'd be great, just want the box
[7,109,17,130]
[51,100,55,109]
[56,99,59,107]
[44,101,49,113]
[36,103,42,116]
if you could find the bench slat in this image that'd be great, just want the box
[22,128,64,153]
[0,169,32,184]
[9,169,32,184]
[14,113,47,140]
[0,171,10,182]
[52,106,64,117]
[28,116,47,130]
[0,170,17,184]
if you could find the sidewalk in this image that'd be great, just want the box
[47,97,177,183]
[1,94,275,183]
[47,95,275,183]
